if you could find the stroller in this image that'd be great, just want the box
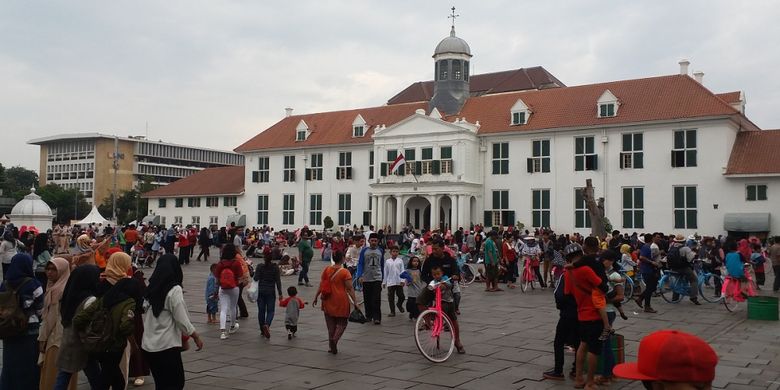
[131,242,150,268]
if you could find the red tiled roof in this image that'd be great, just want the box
[237,74,752,152]
[386,67,564,105]
[234,102,427,153]
[142,166,245,198]
[725,130,780,175]
[464,74,741,135]
[716,91,741,104]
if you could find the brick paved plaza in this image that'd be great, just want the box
[4,252,777,390]
[163,254,779,390]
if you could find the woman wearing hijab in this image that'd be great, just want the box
[76,251,142,390]
[0,254,45,390]
[1,229,19,276]
[38,257,77,389]
[33,232,53,290]
[142,254,203,389]
[54,265,102,390]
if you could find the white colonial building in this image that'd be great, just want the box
[145,26,780,237]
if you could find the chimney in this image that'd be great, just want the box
[678,59,690,75]
[693,71,704,84]
[284,107,293,117]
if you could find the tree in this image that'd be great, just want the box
[98,177,155,225]
[1,165,39,200]
[583,179,607,239]
[37,183,90,224]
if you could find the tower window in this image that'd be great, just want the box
[453,60,462,80]
[464,61,469,81]
[439,60,449,80]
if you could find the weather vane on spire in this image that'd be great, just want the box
[448,6,460,30]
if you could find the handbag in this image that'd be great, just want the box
[347,294,366,324]
[320,267,344,299]
[246,280,259,303]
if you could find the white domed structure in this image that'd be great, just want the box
[9,188,54,231]
[434,27,472,56]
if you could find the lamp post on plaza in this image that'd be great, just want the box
[302,155,308,226]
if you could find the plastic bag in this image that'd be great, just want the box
[247,280,259,303]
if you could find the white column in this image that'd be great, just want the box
[377,195,386,229]
[426,195,438,231]
[396,195,406,233]
[371,195,379,227]
[452,195,459,229]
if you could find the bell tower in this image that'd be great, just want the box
[429,7,472,115]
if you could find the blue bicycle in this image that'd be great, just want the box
[658,263,724,304]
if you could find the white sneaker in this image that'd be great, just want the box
[220,331,228,340]
[229,322,239,334]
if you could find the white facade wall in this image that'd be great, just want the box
[244,144,374,230]
[146,196,240,228]
[481,118,759,235]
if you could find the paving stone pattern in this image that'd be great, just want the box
[3,250,777,389]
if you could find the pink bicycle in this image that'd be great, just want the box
[520,256,539,292]
[722,263,757,312]
[414,279,455,363]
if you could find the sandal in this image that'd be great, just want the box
[456,344,466,354]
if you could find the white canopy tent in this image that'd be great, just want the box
[76,206,111,226]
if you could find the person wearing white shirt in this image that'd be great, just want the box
[382,247,406,317]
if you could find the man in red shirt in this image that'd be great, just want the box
[563,243,608,390]
[123,224,139,254]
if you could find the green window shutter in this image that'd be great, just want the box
[623,188,632,209]
[542,190,550,209]
[674,187,684,208]
[398,165,405,176]
[484,210,493,227]
[686,187,697,208]
[346,167,352,179]
[687,210,698,229]
[501,191,509,209]
[492,160,500,174]
[533,140,541,157]
[492,191,500,209]
[504,211,515,226]
[252,171,259,182]
[622,134,631,151]
[758,185,767,200]
[686,150,697,167]
[335,167,341,179]
[501,160,509,174]
[542,158,550,173]
[305,169,312,181]
[575,156,584,171]
[440,146,452,159]
[635,153,644,169]
[380,163,387,177]
[527,158,534,173]
[414,161,422,175]
[635,211,644,228]
[532,190,540,209]
[686,130,697,148]
[533,211,540,228]
[432,160,441,175]
[542,211,550,227]
[674,131,685,149]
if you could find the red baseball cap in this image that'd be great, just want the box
[613,330,718,383]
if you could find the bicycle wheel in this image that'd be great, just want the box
[622,278,634,304]
[723,294,741,312]
[699,274,722,303]
[659,274,682,303]
[462,264,476,285]
[414,309,455,363]
[520,266,530,292]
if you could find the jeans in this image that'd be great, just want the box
[600,312,617,377]
[640,271,658,308]
[387,285,405,314]
[97,349,126,390]
[219,287,240,330]
[237,285,248,317]
[671,267,698,301]
[298,262,310,284]
[774,265,780,291]
[406,297,420,319]
[362,281,382,322]
[54,359,102,390]
[178,245,190,265]
[257,292,276,326]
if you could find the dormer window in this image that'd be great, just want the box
[295,120,309,142]
[510,98,531,125]
[352,114,366,138]
[597,90,619,118]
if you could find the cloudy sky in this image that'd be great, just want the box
[2,1,779,171]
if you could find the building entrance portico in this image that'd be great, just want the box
[371,188,480,233]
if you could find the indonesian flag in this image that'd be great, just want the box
[389,153,406,174]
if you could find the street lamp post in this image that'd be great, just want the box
[302,155,308,226]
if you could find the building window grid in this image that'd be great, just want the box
[206,197,219,207]
[574,188,592,228]
[622,187,645,229]
[490,190,511,226]
[191,216,200,225]
[337,152,352,180]
[338,193,352,226]
[187,197,201,208]
[257,157,270,182]
[283,155,295,182]
[621,133,644,169]
[575,136,597,171]
[309,153,323,180]
[369,151,374,179]
[673,186,697,229]
[746,184,768,201]
[529,139,551,173]
[532,189,551,228]
[223,196,237,207]
[257,195,269,225]
[282,194,295,225]
[492,143,509,175]
[309,194,322,225]
[353,125,364,137]
[209,216,218,225]
[672,129,697,167]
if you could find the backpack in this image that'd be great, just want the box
[319,267,344,299]
[666,245,687,269]
[0,278,33,338]
[219,267,237,289]
[77,297,115,353]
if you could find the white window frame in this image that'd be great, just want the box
[223,196,237,207]
[308,153,323,181]
[492,142,509,175]
[491,190,510,226]
[206,197,219,207]
[209,216,218,226]
[673,186,697,229]
[174,216,183,225]
[531,189,550,228]
[257,195,269,225]
[574,188,591,229]
[187,197,201,208]
[337,152,352,180]
[622,187,644,229]
[309,194,322,225]
[191,216,200,225]
[283,155,295,182]
[672,129,697,168]
[258,157,270,183]
[746,184,767,201]
[597,90,619,118]
[295,120,309,142]
[621,133,644,169]
[282,194,295,225]
[338,193,352,226]
[510,98,531,125]
[353,125,364,137]
[529,139,551,173]
[574,136,597,171]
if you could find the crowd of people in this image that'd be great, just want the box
[1,218,778,390]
